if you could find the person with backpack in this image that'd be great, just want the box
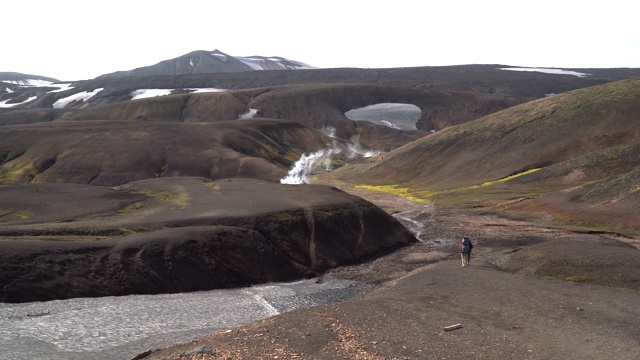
[458,237,474,267]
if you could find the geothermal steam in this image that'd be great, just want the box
[281,128,381,184]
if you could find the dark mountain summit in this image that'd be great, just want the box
[97,49,315,79]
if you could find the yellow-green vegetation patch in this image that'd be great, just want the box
[0,212,31,221]
[118,227,149,236]
[0,161,36,184]
[203,182,221,191]
[355,184,426,203]
[273,211,303,223]
[354,169,542,207]
[565,275,589,283]
[135,190,190,207]
[438,168,542,195]
[0,211,29,221]
[12,212,30,220]
[258,146,299,163]
[115,201,147,215]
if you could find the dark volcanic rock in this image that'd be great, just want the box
[0,178,417,303]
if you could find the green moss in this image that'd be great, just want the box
[15,213,29,220]
[0,161,34,184]
[355,184,427,204]
[118,228,146,236]
[203,182,221,191]
[565,275,588,283]
[134,190,189,207]
[116,201,146,215]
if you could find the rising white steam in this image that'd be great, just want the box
[346,134,381,158]
[280,145,341,184]
[320,126,337,138]
[280,135,383,185]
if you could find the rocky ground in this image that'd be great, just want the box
[141,178,640,360]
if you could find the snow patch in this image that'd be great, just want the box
[345,103,421,130]
[2,79,54,86]
[499,67,591,77]
[236,56,315,70]
[4,87,13,93]
[189,58,194,67]
[130,89,173,100]
[273,59,315,70]
[237,57,265,70]
[211,53,228,62]
[129,88,226,100]
[0,96,38,108]
[53,88,103,109]
[238,108,258,119]
[47,83,74,93]
[381,120,401,129]
[187,88,225,93]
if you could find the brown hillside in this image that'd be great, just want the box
[341,78,640,235]
[60,91,250,122]
[55,83,525,151]
[0,119,333,186]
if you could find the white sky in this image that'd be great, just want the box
[3,0,639,81]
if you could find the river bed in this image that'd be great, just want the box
[0,278,371,360]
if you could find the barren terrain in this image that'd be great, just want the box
[142,175,640,360]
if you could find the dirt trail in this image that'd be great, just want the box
[145,257,640,360]
[143,172,640,360]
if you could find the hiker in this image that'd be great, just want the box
[458,237,473,267]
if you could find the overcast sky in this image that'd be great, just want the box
[4,0,639,81]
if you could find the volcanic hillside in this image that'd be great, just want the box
[0,119,341,187]
[58,83,491,150]
[338,77,640,236]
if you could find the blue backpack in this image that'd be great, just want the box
[459,237,471,254]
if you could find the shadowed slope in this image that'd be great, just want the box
[342,78,640,235]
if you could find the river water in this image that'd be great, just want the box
[0,278,371,360]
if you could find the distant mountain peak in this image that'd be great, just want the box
[97,49,315,79]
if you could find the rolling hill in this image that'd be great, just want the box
[0,119,335,186]
[338,77,640,235]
